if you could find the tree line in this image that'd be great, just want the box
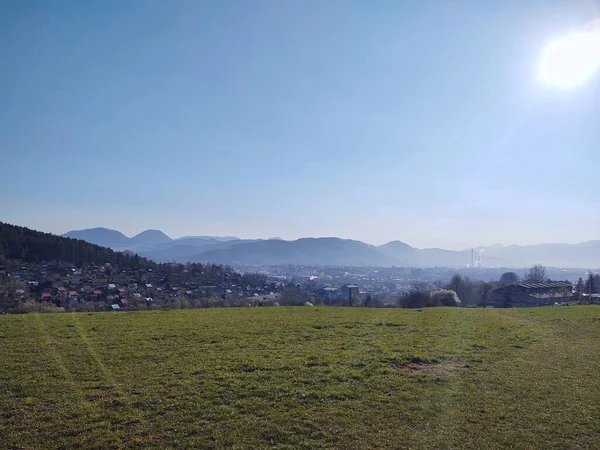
[397,264,597,309]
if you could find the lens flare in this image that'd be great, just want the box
[538,30,600,88]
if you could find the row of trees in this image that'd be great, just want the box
[498,264,547,285]
[574,273,600,303]
[403,264,600,309]
[398,264,587,309]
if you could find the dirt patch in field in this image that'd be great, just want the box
[396,360,470,378]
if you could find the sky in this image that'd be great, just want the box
[1,0,600,250]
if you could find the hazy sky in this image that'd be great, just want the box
[1,0,599,249]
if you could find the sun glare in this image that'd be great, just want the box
[538,30,600,88]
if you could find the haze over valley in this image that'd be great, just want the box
[63,227,600,269]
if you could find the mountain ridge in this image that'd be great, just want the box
[62,227,600,268]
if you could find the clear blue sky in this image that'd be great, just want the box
[1,0,599,249]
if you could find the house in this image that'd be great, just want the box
[40,292,52,300]
[68,291,78,299]
[93,290,103,296]
[117,288,126,294]
[56,287,67,294]
[108,283,116,290]
[320,286,338,301]
[133,293,142,298]
[110,304,120,310]
[493,281,572,308]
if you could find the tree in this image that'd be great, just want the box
[585,273,596,303]
[499,272,519,285]
[447,274,469,303]
[526,265,546,283]
[576,277,584,304]
[398,281,430,308]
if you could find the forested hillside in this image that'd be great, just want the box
[0,222,273,313]
[0,222,132,266]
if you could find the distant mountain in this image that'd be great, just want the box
[62,228,239,253]
[131,229,172,245]
[479,241,600,268]
[190,238,400,266]
[378,240,415,255]
[63,227,130,249]
[176,236,239,242]
[60,227,600,268]
[138,240,256,263]
[379,241,505,267]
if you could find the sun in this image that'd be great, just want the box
[538,29,600,88]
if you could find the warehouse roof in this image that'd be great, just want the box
[515,281,572,289]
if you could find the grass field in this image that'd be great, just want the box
[1,306,599,449]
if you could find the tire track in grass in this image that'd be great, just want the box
[33,313,100,417]
[406,309,523,448]
[411,308,474,448]
[68,313,153,446]
[70,314,126,400]
[2,314,98,448]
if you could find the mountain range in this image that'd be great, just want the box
[62,228,600,269]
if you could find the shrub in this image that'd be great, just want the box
[429,290,461,307]
[9,300,65,314]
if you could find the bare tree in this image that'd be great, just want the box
[526,264,546,283]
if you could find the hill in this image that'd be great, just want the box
[138,239,257,263]
[378,240,415,254]
[62,228,241,254]
[191,238,400,266]
[2,223,133,266]
[63,227,130,249]
[130,229,172,245]
[0,222,272,313]
[177,235,240,242]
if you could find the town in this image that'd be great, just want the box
[2,251,599,313]
[0,258,281,313]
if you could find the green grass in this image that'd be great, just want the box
[1,307,599,449]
